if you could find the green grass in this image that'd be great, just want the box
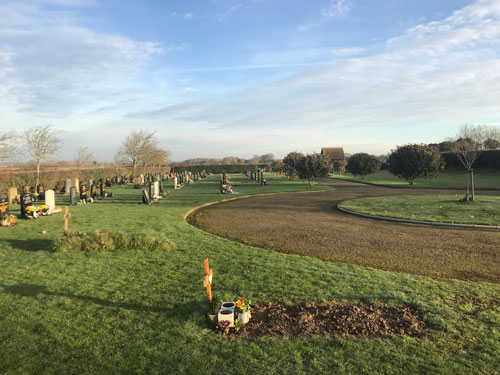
[332,168,500,189]
[340,194,500,226]
[0,174,499,374]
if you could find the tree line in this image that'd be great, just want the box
[281,125,500,201]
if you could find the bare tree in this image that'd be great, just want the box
[119,130,157,176]
[0,131,16,162]
[25,125,62,188]
[449,124,500,201]
[74,146,94,178]
[113,151,125,175]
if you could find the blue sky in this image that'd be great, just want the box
[1,0,500,161]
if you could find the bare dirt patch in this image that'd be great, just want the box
[232,302,425,339]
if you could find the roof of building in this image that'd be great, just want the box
[321,147,345,160]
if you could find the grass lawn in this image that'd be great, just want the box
[339,194,500,226]
[332,168,500,189]
[0,174,499,374]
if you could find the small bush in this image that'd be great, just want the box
[52,231,174,252]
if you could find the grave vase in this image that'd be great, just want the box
[1,219,7,227]
[237,311,251,325]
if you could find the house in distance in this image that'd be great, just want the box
[320,147,346,162]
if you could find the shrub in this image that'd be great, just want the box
[388,144,443,185]
[346,153,381,178]
[52,231,174,252]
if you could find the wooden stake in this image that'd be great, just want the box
[203,258,213,302]
[63,206,70,235]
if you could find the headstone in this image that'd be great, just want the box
[8,187,18,205]
[88,179,93,187]
[45,190,55,211]
[153,181,160,198]
[20,191,34,217]
[65,179,71,195]
[90,184,97,199]
[149,183,154,201]
[73,178,80,193]
[80,184,88,200]
[100,182,106,198]
[174,176,178,189]
[159,180,164,194]
[70,187,78,206]
[142,189,150,204]
[260,171,264,185]
[37,184,45,200]
[106,177,111,187]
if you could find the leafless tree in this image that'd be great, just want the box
[449,124,500,200]
[0,131,16,162]
[25,125,62,189]
[74,146,94,178]
[119,130,157,176]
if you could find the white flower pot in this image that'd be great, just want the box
[238,311,251,325]
[217,309,234,327]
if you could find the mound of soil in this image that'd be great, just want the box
[233,302,425,339]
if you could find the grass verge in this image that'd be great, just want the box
[339,194,500,226]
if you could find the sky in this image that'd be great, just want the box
[1,0,500,161]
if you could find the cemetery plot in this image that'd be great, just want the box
[232,302,425,339]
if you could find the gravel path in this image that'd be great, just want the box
[189,179,500,283]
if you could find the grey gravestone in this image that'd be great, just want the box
[21,192,34,217]
[65,179,71,195]
[159,180,164,193]
[149,183,154,200]
[142,189,150,204]
[70,187,78,206]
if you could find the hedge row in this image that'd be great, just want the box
[442,150,500,169]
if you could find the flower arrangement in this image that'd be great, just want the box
[1,214,17,227]
[26,206,40,218]
[235,297,251,313]
[39,205,50,214]
[233,319,242,332]
[216,320,231,334]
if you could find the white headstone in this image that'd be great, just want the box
[174,176,178,189]
[73,178,80,193]
[8,187,18,204]
[45,190,55,211]
[153,181,160,198]
[65,179,71,195]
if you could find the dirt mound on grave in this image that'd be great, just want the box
[234,302,425,339]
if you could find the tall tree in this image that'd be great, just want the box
[74,146,94,178]
[346,153,381,179]
[25,125,62,189]
[295,153,332,187]
[449,125,500,201]
[282,151,304,179]
[388,144,442,185]
[120,130,157,176]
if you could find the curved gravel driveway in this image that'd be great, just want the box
[189,179,500,283]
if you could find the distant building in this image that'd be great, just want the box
[321,147,345,161]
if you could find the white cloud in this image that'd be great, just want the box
[331,47,364,56]
[0,1,163,118]
[180,87,199,94]
[184,12,194,20]
[321,0,352,18]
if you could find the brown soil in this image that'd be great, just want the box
[189,179,500,283]
[231,302,425,339]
